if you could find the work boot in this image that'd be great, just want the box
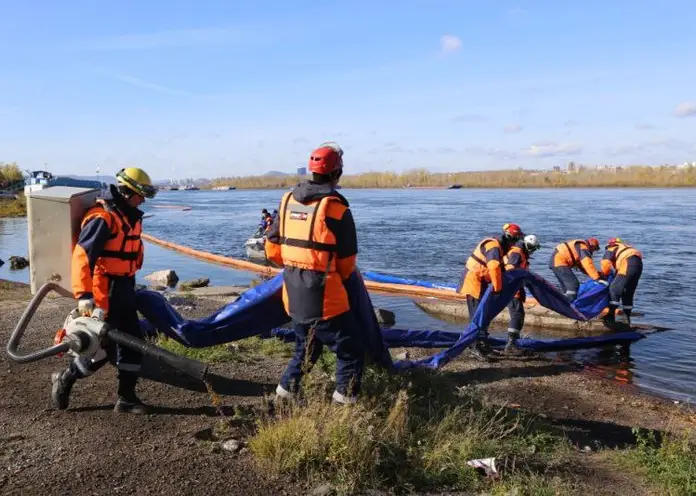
[504,333,525,356]
[603,306,617,325]
[114,396,151,415]
[51,368,78,410]
[470,339,493,362]
[114,373,151,415]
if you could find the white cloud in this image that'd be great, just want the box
[440,35,462,55]
[635,123,657,131]
[504,124,523,134]
[523,142,582,157]
[674,102,696,118]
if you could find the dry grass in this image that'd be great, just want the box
[208,165,696,190]
[0,196,26,218]
[249,361,578,494]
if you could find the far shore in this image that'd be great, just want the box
[201,164,695,191]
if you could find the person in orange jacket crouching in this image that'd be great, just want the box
[600,237,643,325]
[503,234,541,353]
[549,237,608,302]
[457,223,524,360]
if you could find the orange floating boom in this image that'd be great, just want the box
[141,233,467,301]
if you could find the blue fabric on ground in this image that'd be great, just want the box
[134,268,640,371]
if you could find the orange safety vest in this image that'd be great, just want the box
[81,201,144,276]
[603,243,642,275]
[553,239,588,269]
[503,245,528,270]
[465,237,503,274]
[278,191,349,320]
[72,200,143,313]
[458,237,504,298]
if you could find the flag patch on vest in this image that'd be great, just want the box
[289,211,309,221]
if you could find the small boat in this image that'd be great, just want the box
[413,298,670,336]
[244,234,267,262]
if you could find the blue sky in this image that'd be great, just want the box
[1,0,695,180]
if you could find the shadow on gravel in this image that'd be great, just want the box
[547,416,664,450]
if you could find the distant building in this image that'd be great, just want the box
[297,166,307,176]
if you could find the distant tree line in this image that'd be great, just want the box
[207,164,696,189]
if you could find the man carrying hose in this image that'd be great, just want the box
[549,237,608,301]
[51,167,157,414]
[265,142,364,405]
[457,223,524,360]
[600,237,643,326]
[503,234,541,353]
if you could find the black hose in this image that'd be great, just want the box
[106,329,209,381]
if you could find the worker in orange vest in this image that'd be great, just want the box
[503,234,541,352]
[265,142,364,404]
[549,237,608,301]
[457,223,524,360]
[600,237,643,325]
[51,168,157,414]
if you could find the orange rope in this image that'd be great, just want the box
[141,233,467,301]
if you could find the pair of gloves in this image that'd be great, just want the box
[78,297,106,321]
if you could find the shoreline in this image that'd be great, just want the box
[1,278,694,494]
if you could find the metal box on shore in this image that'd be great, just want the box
[27,187,100,294]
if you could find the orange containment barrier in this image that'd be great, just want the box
[141,233,467,301]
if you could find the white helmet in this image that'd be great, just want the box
[523,234,540,252]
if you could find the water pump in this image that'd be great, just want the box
[6,282,209,382]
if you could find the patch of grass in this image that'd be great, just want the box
[156,335,245,364]
[619,427,696,495]
[249,359,575,494]
[155,334,293,364]
[0,197,26,218]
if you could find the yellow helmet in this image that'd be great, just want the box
[116,167,156,199]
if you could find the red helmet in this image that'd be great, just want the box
[586,237,600,251]
[308,142,344,175]
[606,237,623,248]
[502,223,523,239]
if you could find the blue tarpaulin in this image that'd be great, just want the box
[135,268,642,371]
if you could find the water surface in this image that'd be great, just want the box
[2,188,694,402]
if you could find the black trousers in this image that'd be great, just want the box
[609,257,643,314]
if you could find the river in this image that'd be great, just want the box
[1,188,694,403]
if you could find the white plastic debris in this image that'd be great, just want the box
[466,457,498,477]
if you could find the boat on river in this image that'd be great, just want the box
[244,234,267,262]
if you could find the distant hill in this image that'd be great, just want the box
[60,174,117,184]
[263,170,291,177]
